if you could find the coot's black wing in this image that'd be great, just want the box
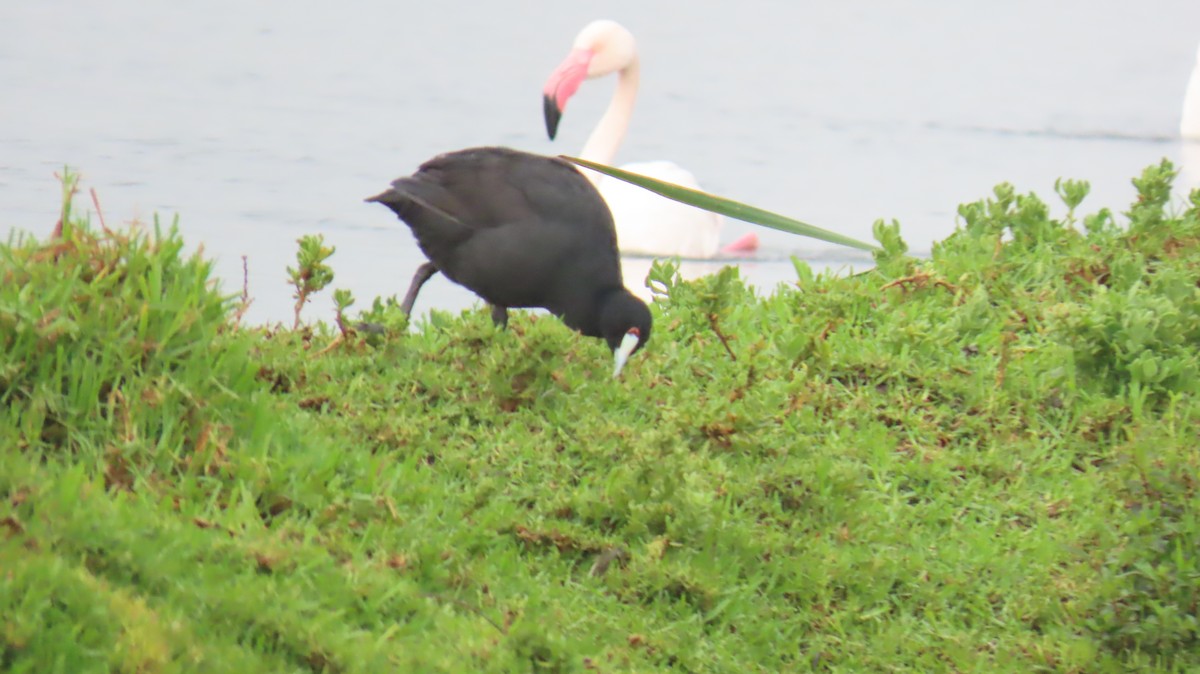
[369,148,616,250]
[367,147,624,309]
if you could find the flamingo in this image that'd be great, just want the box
[1184,42,1200,140]
[542,19,759,259]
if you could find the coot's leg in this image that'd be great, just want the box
[490,305,509,329]
[400,262,439,317]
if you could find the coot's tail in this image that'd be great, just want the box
[366,176,461,226]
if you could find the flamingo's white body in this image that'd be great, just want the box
[542,20,757,259]
[1177,43,1200,194]
[1183,43,1200,140]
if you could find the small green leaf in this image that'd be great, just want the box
[1054,177,1091,212]
[333,289,355,312]
[791,257,814,285]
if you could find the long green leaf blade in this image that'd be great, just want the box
[561,156,880,252]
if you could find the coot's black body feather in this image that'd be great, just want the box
[367,147,650,352]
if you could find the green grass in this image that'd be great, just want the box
[2,161,1199,672]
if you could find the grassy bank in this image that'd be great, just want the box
[2,163,1198,672]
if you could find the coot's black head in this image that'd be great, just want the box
[599,290,652,378]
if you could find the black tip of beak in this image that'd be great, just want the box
[543,94,562,140]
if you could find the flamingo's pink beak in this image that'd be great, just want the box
[543,48,593,140]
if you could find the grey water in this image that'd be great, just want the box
[2,0,1198,325]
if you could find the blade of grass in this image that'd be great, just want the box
[561,156,880,252]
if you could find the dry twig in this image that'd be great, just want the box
[708,313,737,361]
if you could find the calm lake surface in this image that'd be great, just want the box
[3,1,1199,324]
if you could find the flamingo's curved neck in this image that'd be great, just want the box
[581,57,640,165]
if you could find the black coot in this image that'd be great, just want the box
[367,146,651,377]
